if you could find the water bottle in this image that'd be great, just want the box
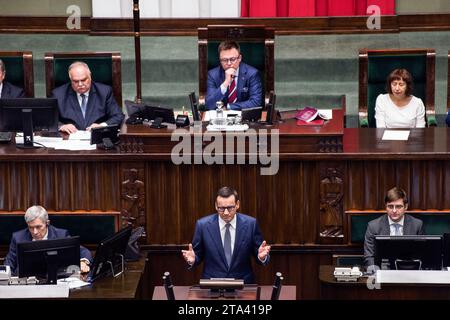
[214,101,225,125]
[216,101,224,119]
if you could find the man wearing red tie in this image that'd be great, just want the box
[206,41,263,110]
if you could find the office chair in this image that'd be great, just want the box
[270,272,283,300]
[45,51,122,106]
[0,51,34,97]
[163,271,175,300]
[197,25,274,106]
[395,259,422,270]
[358,48,436,127]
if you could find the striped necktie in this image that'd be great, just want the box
[224,223,232,267]
[228,78,237,104]
[80,93,87,118]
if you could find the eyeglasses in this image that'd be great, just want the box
[386,204,404,210]
[217,206,236,213]
[220,56,240,64]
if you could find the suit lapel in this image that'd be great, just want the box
[205,215,228,268]
[84,84,97,126]
[230,214,247,269]
[403,215,413,235]
[380,215,391,235]
[237,64,248,102]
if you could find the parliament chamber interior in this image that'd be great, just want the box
[1,0,450,308]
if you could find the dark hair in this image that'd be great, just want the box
[218,40,240,55]
[384,187,408,205]
[386,68,413,96]
[216,186,239,202]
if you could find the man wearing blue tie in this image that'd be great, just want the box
[205,41,263,110]
[52,61,124,134]
[182,186,271,284]
[364,187,424,268]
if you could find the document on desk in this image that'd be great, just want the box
[0,283,69,298]
[382,130,410,141]
[203,110,242,122]
[376,270,450,284]
[206,124,249,132]
[15,136,97,150]
[58,276,90,289]
[68,130,91,140]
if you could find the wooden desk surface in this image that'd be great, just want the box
[319,265,450,300]
[69,258,146,299]
[343,127,450,158]
[152,285,296,300]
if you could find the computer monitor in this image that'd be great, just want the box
[375,235,443,270]
[0,98,59,148]
[90,124,120,149]
[189,92,201,121]
[17,236,81,284]
[87,226,133,283]
[241,106,262,122]
[142,104,176,124]
[442,233,450,267]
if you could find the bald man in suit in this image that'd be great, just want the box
[52,61,124,134]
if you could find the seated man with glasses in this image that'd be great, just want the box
[5,205,92,275]
[181,186,270,284]
[52,61,124,134]
[363,186,424,269]
[205,40,263,110]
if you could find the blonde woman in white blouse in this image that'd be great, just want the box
[375,68,426,128]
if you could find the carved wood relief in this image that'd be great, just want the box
[319,163,344,243]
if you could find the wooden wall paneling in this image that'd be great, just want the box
[146,162,182,244]
[345,160,365,210]
[39,162,58,209]
[89,161,121,210]
[410,161,428,210]
[0,162,11,211]
[54,163,73,211]
[443,164,450,209]
[420,160,441,210]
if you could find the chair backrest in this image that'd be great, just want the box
[198,25,274,107]
[270,272,283,300]
[395,259,422,270]
[0,51,34,97]
[359,49,435,127]
[45,52,122,105]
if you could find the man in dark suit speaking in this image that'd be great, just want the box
[364,187,424,268]
[5,205,92,275]
[182,186,270,284]
[0,59,25,98]
[52,61,124,134]
[205,41,263,110]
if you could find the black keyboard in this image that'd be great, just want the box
[0,132,12,143]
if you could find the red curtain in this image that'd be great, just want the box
[241,0,395,17]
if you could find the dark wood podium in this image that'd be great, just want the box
[152,285,296,300]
